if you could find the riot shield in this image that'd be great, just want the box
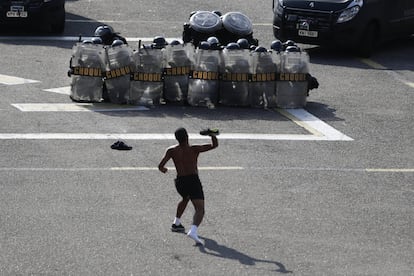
[69,42,106,102]
[183,11,223,46]
[187,48,220,108]
[276,51,310,108]
[163,43,194,104]
[130,47,164,106]
[216,12,257,46]
[219,48,250,107]
[250,50,279,108]
[104,44,133,104]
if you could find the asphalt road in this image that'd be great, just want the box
[0,1,413,275]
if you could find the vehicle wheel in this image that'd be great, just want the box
[50,10,65,34]
[356,22,378,58]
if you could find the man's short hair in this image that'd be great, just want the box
[175,128,188,143]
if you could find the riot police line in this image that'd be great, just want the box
[68,11,319,109]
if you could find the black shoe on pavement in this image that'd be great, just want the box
[171,224,185,232]
[111,140,132,150]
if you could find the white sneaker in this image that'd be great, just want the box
[187,231,203,245]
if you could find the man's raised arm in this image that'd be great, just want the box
[211,134,218,149]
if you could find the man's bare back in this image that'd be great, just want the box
[158,128,218,176]
[168,144,211,176]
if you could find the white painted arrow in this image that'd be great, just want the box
[0,74,40,85]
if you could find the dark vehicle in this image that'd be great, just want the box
[272,0,414,56]
[0,0,65,33]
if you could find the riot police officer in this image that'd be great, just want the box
[94,25,128,45]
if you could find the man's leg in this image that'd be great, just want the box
[171,197,189,232]
[187,199,205,245]
[176,197,190,219]
[191,199,205,226]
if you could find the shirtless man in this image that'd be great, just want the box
[158,127,218,245]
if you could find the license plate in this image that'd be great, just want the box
[6,6,28,18]
[298,30,318,38]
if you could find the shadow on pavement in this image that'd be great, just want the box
[90,102,345,123]
[198,236,293,274]
[305,101,344,122]
[303,35,414,70]
[0,12,113,49]
[94,104,290,121]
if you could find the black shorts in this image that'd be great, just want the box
[174,174,204,200]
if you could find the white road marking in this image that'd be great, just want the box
[359,58,414,89]
[11,103,149,112]
[110,166,244,171]
[359,58,387,70]
[281,108,353,141]
[251,166,414,173]
[0,74,40,85]
[1,166,412,173]
[365,168,414,173]
[0,166,243,172]
[3,107,353,141]
[43,86,71,95]
[277,108,323,136]
[0,132,347,141]
[0,133,311,140]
